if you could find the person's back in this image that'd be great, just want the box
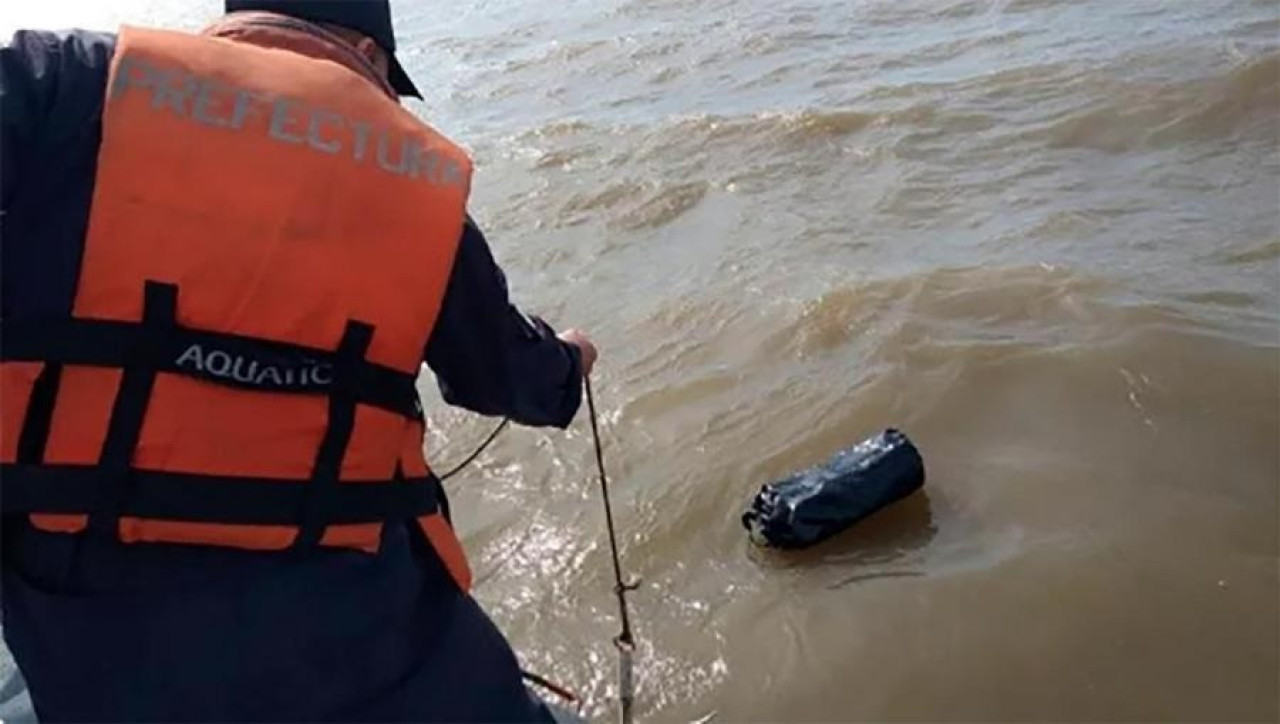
[0,2,595,720]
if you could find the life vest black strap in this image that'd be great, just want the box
[88,281,175,535]
[2,280,435,547]
[294,320,373,550]
[15,363,62,464]
[0,464,441,526]
[0,311,421,419]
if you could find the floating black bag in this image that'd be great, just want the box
[742,429,925,549]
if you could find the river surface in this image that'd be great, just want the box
[3,0,1279,720]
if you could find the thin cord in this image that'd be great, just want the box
[585,376,638,646]
[438,418,510,481]
[435,380,637,720]
[521,670,580,705]
[585,377,639,724]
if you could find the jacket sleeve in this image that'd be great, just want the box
[1,29,115,215]
[423,217,583,428]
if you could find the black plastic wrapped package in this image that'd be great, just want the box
[742,429,925,549]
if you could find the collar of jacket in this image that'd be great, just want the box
[201,11,399,101]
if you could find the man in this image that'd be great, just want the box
[0,0,596,720]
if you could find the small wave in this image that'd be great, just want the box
[628,39,687,62]
[780,109,879,138]
[733,61,804,91]
[501,38,614,73]
[560,180,653,214]
[518,119,595,140]
[515,104,960,167]
[1175,290,1263,308]
[875,29,1030,74]
[999,0,1090,13]
[649,66,684,85]
[655,109,878,145]
[1042,52,1280,153]
[1217,239,1280,265]
[612,181,710,230]
[532,145,601,170]
[773,263,1278,373]
[776,265,1116,358]
[552,178,710,230]
[936,0,994,20]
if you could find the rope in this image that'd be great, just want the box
[438,417,509,481]
[585,376,639,724]
[522,670,580,705]
[433,378,640,721]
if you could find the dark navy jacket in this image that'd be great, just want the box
[0,28,571,722]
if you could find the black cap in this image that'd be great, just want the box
[225,0,422,98]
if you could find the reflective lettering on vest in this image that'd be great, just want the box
[205,350,232,377]
[441,158,465,187]
[173,343,335,391]
[409,144,436,183]
[229,88,265,130]
[175,342,205,369]
[152,70,196,116]
[308,109,343,154]
[351,120,373,161]
[310,364,333,386]
[269,97,305,145]
[110,54,153,100]
[108,52,467,188]
[376,129,409,174]
[230,356,257,383]
[258,366,283,386]
[191,77,229,128]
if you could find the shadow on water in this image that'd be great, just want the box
[745,491,936,589]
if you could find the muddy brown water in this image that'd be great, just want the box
[3,0,1278,720]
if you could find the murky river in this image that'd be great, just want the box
[3,0,1278,720]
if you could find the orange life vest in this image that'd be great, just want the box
[1,25,475,591]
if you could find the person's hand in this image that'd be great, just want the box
[558,329,598,377]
